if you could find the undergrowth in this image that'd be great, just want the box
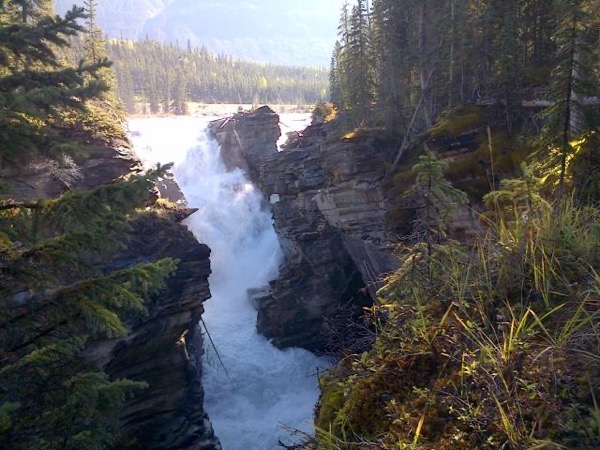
[314,164,600,449]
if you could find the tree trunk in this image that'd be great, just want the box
[418,1,433,128]
[448,0,455,107]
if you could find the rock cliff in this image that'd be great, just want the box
[0,136,138,200]
[209,107,395,351]
[103,211,220,450]
[2,136,220,449]
[210,105,281,181]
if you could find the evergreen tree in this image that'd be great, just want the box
[83,0,105,64]
[161,69,171,113]
[346,0,374,125]
[172,68,188,115]
[542,0,599,196]
[328,43,342,107]
[0,1,110,167]
[0,2,176,447]
[405,152,468,247]
[147,73,160,115]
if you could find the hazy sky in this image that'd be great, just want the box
[54,0,351,65]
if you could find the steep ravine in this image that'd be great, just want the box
[129,115,327,450]
[208,107,398,351]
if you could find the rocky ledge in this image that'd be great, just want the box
[209,107,397,352]
[0,129,138,200]
[209,105,281,181]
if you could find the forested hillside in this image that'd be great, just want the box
[330,0,599,132]
[103,39,329,114]
[312,1,600,449]
[54,0,344,67]
[327,0,599,199]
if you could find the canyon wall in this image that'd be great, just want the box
[3,136,220,450]
[103,211,220,450]
[209,107,398,351]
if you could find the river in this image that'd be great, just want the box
[128,114,325,450]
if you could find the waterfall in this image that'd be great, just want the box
[129,116,325,450]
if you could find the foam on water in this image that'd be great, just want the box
[128,115,326,450]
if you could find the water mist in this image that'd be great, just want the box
[129,116,325,450]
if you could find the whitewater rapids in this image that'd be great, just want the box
[129,115,325,450]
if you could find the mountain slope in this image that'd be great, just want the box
[54,0,344,66]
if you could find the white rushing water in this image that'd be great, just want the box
[128,115,325,450]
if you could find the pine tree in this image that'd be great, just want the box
[0,2,177,447]
[542,0,598,196]
[335,0,376,125]
[172,68,188,115]
[328,42,343,107]
[404,152,468,249]
[0,1,111,168]
[161,69,172,113]
[347,0,374,125]
[370,0,410,130]
[83,0,105,64]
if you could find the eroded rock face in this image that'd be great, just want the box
[209,108,394,351]
[209,105,280,181]
[266,135,399,295]
[0,139,138,200]
[3,136,221,449]
[103,212,220,450]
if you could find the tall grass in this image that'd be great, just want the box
[314,186,600,449]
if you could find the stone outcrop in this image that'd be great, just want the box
[209,105,281,181]
[0,137,138,200]
[3,134,220,449]
[281,133,399,291]
[102,212,220,450]
[209,108,394,351]
[156,170,188,205]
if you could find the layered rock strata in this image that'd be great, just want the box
[209,108,396,351]
[3,137,220,449]
[0,138,138,200]
[271,132,400,293]
[104,212,220,450]
[209,105,281,180]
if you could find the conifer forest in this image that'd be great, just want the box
[0,0,600,449]
[104,39,330,114]
[312,1,600,449]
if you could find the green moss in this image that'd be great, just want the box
[429,105,486,138]
[316,375,346,432]
[337,370,396,437]
[437,131,537,203]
